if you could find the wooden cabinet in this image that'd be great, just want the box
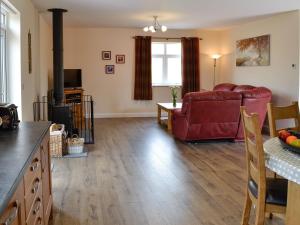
[24,150,42,220]
[64,88,84,128]
[64,88,83,104]
[40,132,52,225]
[0,130,52,225]
[0,181,26,225]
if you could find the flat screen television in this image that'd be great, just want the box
[64,69,82,88]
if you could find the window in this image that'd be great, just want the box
[0,4,7,103]
[152,41,182,86]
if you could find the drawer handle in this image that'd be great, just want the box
[33,198,41,215]
[30,161,39,172]
[3,201,18,225]
[36,218,42,225]
[31,178,40,194]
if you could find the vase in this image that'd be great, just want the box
[172,97,176,107]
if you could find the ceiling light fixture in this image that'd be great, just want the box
[143,16,167,33]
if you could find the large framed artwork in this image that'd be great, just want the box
[236,34,270,66]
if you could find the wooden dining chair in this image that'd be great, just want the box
[240,106,287,225]
[267,101,300,137]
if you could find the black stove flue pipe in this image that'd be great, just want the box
[48,8,67,105]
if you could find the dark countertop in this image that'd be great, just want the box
[0,121,51,215]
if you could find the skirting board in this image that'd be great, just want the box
[94,112,160,118]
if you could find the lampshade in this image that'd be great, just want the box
[212,54,222,59]
[161,25,167,32]
[149,25,155,32]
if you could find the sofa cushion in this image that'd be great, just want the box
[213,83,237,91]
[182,91,242,114]
[233,85,255,92]
[235,87,272,140]
[241,87,272,99]
[183,91,242,102]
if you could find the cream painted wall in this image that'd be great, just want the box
[6,0,41,120]
[218,11,300,105]
[39,15,52,98]
[63,28,219,117]
[196,29,222,90]
[5,1,298,120]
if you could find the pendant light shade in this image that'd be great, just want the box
[143,16,167,33]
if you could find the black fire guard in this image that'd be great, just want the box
[33,95,94,144]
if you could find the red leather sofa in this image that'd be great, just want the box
[171,83,272,141]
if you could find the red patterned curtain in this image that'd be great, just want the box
[181,37,200,97]
[134,36,152,100]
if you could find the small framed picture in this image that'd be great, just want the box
[116,55,125,64]
[105,65,115,74]
[102,51,111,60]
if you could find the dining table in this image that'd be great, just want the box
[264,137,300,225]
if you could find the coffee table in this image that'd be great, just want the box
[157,103,182,131]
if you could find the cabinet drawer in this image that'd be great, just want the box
[32,202,43,225]
[0,180,25,225]
[26,187,43,225]
[24,151,41,194]
[24,177,42,218]
[33,213,43,225]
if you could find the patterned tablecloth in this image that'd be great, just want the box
[264,138,300,185]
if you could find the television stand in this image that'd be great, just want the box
[64,88,84,128]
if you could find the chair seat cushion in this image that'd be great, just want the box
[248,178,288,206]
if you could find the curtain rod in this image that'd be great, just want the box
[132,36,203,40]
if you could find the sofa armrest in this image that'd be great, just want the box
[173,109,185,118]
[172,109,189,140]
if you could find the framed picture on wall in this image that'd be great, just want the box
[236,34,270,66]
[105,65,115,74]
[116,55,125,64]
[102,51,111,60]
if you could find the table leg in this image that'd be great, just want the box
[286,181,300,225]
[167,111,172,131]
[157,106,161,124]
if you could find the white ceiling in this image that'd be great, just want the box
[32,0,300,29]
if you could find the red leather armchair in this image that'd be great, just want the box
[172,83,272,141]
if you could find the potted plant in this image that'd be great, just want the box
[170,86,179,107]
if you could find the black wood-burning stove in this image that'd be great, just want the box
[48,8,74,135]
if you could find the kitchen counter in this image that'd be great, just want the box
[0,121,51,215]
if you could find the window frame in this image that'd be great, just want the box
[0,6,8,103]
[151,41,182,87]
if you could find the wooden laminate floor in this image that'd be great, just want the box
[51,118,284,225]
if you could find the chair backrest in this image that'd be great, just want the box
[240,106,266,200]
[267,102,300,138]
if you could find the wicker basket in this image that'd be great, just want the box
[50,124,66,157]
[67,134,84,154]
